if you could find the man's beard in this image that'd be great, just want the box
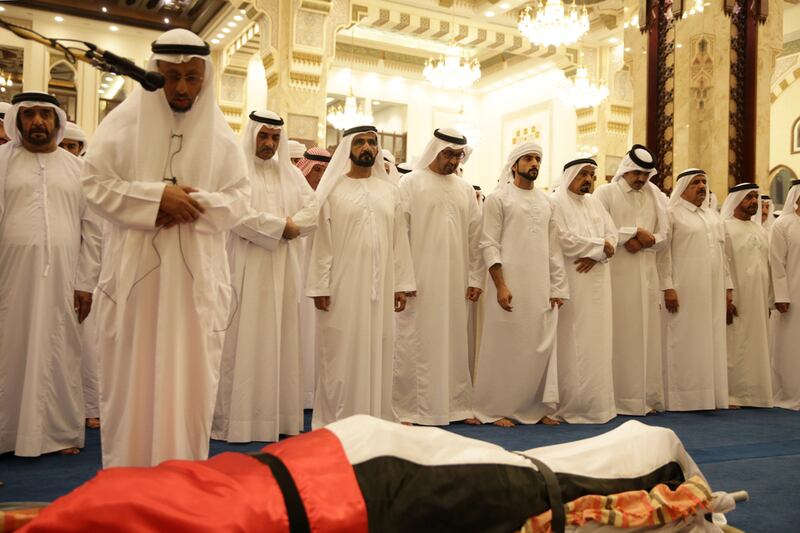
[350,152,375,167]
[25,128,54,146]
[520,168,538,181]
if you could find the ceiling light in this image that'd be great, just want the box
[424,42,481,90]
[110,25,119,32]
[164,17,170,24]
[240,9,246,14]
[608,37,619,44]
[485,11,495,17]
[624,47,631,52]
[101,83,109,88]
[101,6,107,13]
[556,66,609,109]
[0,6,5,12]
[676,43,683,48]
[98,89,104,94]
[373,100,381,105]
[211,39,220,44]
[500,3,511,9]
[104,76,113,82]
[518,1,590,48]
[222,27,231,33]
[216,33,225,39]
[227,21,237,27]
[54,16,64,22]
[234,15,243,21]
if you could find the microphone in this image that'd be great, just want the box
[87,47,165,92]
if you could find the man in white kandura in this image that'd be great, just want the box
[0,92,101,457]
[295,147,331,409]
[551,157,618,423]
[394,128,484,425]
[658,169,731,411]
[761,194,775,232]
[213,110,317,443]
[594,144,668,415]
[60,122,104,430]
[306,125,415,428]
[82,30,250,467]
[769,178,800,410]
[720,183,773,408]
[471,142,568,427]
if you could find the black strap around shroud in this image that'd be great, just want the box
[249,452,311,533]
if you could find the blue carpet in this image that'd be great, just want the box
[2,408,799,532]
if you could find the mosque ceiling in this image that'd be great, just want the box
[5,0,226,33]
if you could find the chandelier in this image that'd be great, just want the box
[0,71,14,93]
[518,0,590,48]
[326,91,374,131]
[557,66,608,109]
[423,42,481,90]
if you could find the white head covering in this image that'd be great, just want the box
[315,124,394,301]
[242,110,309,216]
[414,127,473,172]
[381,148,401,183]
[779,179,800,219]
[84,29,245,194]
[2,91,67,146]
[0,101,11,121]
[612,144,669,234]
[63,121,89,155]
[315,124,393,208]
[554,157,598,202]
[720,182,761,223]
[499,142,543,186]
[761,194,775,230]
[288,140,305,160]
[669,168,707,208]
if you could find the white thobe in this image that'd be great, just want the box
[551,191,618,423]
[299,235,318,409]
[769,212,800,409]
[83,134,249,468]
[658,200,731,411]
[594,181,667,415]
[724,218,772,407]
[80,212,105,420]
[394,169,484,425]
[472,185,568,424]
[213,159,317,442]
[0,146,100,456]
[306,176,415,428]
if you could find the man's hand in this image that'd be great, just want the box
[405,290,417,298]
[283,217,300,240]
[394,292,407,312]
[574,257,597,273]
[313,296,330,311]
[158,185,204,224]
[726,289,737,325]
[603,240,616,259]
[624,238,643,254]
[155,211,178,229]
[664,289,679,313]
[776,302,790,314]
[496,284,513,312]
[466,286,482,302]
[550,298,564,309]
[74,290,93,324]
[636,228,656,248]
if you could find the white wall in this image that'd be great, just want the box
[372,103,406,133]
[769,77,800,177]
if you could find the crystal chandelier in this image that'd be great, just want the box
[326,90,374,131]
[518,0,590,48]
[0,70,14,93]
[423,42,481,90]
[557,66,609,109]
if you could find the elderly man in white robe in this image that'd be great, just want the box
[594,145,668,416]
[657,169,731,411]
[551,158,618,424]
[59,121,88,157]
[212,111,317,443]
[720,183,773,408]
[471,142,568,427]
[770,179,800,409]
[82,30,251,467]
[0,92,101,457]
[306,125,414,428]
[394,128,484,426]
[761,194,775,232]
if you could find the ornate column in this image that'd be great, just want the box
[256,0,349,146]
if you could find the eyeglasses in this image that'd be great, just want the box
[441,151,465,162]
[162,73,204,86]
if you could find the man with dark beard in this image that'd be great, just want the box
[0,92,101,458]
[306,125,414,428]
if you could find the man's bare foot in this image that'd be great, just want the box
[401,421,414,426]
[493,417,516,428]
[57,447,80,455]
[729,405,741,410]
[85,418,100,429]
[462,417,481,425]
[539,416,560,425]
[646,409,658,415]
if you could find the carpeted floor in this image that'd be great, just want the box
[2,408,798,532]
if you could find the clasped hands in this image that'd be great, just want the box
[574,240,615,273]
[624,228,656,254]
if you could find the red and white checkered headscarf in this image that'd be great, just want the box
[295,147,331,177]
